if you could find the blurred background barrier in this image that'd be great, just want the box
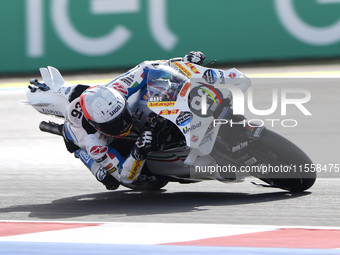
[1,0,340,73]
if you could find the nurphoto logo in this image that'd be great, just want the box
[190,81,312,128]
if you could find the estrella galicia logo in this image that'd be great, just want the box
[176,111,193,126]
[202,69,217,84]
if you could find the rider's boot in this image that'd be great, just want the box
[74,149,120,190]
[100,170,120,190]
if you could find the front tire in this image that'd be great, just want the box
[249,129,316,192]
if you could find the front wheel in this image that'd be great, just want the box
[248,129,316,192]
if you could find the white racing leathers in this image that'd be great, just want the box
[63,60,163,184]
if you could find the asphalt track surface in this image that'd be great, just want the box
[0,62,340,228]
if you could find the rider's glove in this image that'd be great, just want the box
[131,131,153,161]
[183,51,206,65]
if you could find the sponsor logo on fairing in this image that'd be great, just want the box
[180,82,191,97]
[244,157,257,166]
[191,135,199,142]
[173,61,192,78]
[120,75,134,86]
[147,101,176,107]
[232,142,248,153]
[176,111,193,126]
[159,109,179,115]
[185,62,200,74]
[183,122,201,134]
[228,72,236,79]
[202,69,217,84]
[140,90,152,101]
[40,108,63,117]
[219,70,225,84]
[149,96,169,102]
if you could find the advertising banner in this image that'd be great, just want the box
[1,0,340,73]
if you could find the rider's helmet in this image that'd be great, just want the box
[79,86,132,137]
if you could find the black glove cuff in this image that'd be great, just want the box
[131,145,149,161]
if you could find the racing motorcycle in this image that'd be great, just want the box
[24,61,316,192]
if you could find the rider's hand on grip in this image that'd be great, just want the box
[131,131,153,161]
[183,51,206,65]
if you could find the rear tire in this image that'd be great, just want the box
[122,179,169,191]
[121,164,169,191]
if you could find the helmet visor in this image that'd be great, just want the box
[94,107,132,137]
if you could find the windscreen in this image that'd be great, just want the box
[146,66,188,104]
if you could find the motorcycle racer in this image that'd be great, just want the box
[25,51,316,193]
[62,51,206,190]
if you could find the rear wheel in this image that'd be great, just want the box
[121,178,169,191]
[121,164,169,191]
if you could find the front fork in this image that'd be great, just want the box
[215,115,267,162]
